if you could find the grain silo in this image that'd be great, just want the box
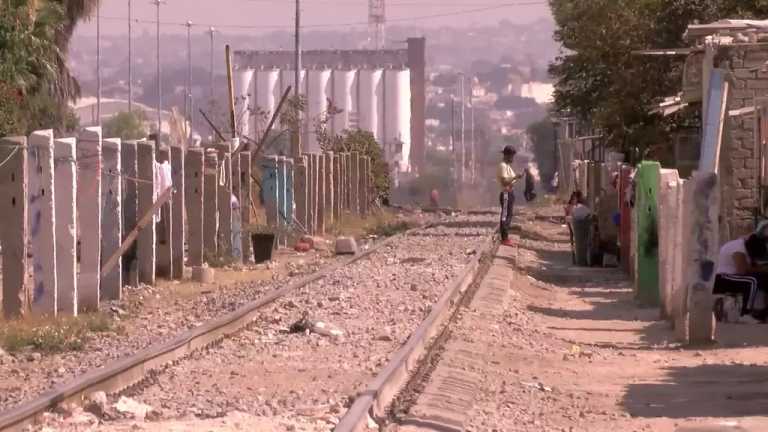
[254,68,280,134]
[384,67,412,172]
[331,69,358,135]
[234,68,255,139]
[358,68,384,145]
[306,68,332,153]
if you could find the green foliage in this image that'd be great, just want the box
[368,220,411,237]
[319,128,391,201]
[0,0,94,136]
[548,0,768,156]
[103,111,148,141]
[1,313,117,353]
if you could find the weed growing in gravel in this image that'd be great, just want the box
[0,313,118,354]
[369,220,412,237]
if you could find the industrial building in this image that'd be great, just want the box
[233,37,426,174]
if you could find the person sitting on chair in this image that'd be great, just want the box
[713,234,768,323]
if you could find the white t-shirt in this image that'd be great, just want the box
[717,238,749,275]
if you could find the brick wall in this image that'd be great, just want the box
[718,46,765,238]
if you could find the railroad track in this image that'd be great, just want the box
[0,213,496,432]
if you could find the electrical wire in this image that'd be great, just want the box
[97,1,547,31]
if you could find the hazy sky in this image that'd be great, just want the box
[75,0,552,37]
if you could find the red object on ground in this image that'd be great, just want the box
[501,239,515,247]
[294,242,311,253]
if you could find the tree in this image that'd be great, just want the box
[548,0,768,158]
[103,111,147,141]
[319,128,391,201]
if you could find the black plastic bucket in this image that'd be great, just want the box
[251,233,276,264]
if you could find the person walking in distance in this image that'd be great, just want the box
[498,145,522,246]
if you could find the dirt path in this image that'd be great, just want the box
[395,206,768,432]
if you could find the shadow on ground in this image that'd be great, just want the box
[623,364,768,419]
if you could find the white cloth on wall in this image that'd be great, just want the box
[153,161,173,222]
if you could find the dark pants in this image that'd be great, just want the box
[499,190,515,241]
[713,274,768,315]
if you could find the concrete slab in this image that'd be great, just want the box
[101,138,123,299]
[54,138,77,315]
[77,128,102,311]
[0,137,28,319]
[121,141,138,286]
[239,152,252,262]
[171,146,185,279]
[185,149,204,267]
[28,130,58,316]
[136,141,156,285]
[203,150,219,261]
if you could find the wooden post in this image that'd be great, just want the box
[171,146,185,279]
[101,138,123,299]
[121,141,138,286]
[155,146,172,278]
[54,138,77,315]
[137,141,156,285]
[185,149,204,267]
[0,137,28,319]
[28,130,58,316]
[77,127,102,311]
[240,152,252,262]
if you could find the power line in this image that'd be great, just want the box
[97,1,547,30]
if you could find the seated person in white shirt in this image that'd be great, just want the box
[713,234,768,322]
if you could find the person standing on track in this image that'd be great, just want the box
[498,145,522,247]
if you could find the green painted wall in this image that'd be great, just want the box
[635,161,661,306]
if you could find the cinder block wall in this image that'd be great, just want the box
[719,46,766,238]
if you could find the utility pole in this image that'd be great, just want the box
[470,77,475,184]
[459,72,465,184]
[96,1,101,125]
[208,27,216,104]
[153,0,164,136]
[292,0,302,157]
[185,20,193,138]
[128,0,133,113]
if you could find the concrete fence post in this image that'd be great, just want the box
[0,137,28,319]
[262,156,279,232]
[216,146,233,258]
[54,138,77,315]
[351,152,360,215]
[101,138,123,299]
[77,128,102,311]
[171,146,185,279]
[121,141,138,286]
[136,141,156,285]
[657,169,681,321]
[294,157,308,235]
[360,156,369,216]
[185,149,204,267]
[28,130,58,316]
[240,152,252,261]
[333,154,341,223]
[306,154,316,235]
[231,151,243,263]
[325,152,334,228]
[317,153,326,235]
[285,158,294,242]
[344,153,352,212]
[155,146,172,279]
[203,150,219,261]
[277,156,287,246]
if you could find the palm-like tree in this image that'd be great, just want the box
[0,0,97,134]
